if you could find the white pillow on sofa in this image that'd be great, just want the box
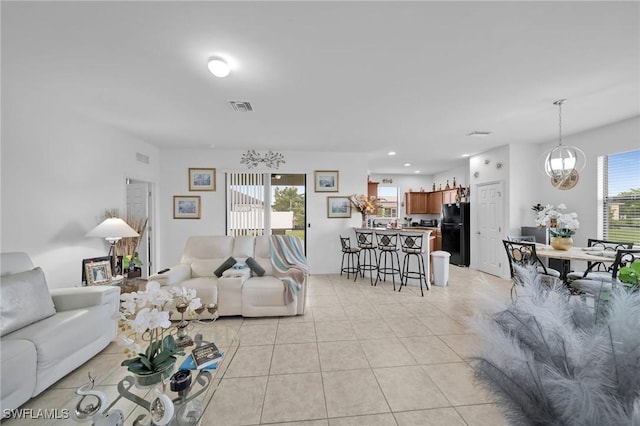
[1,267,56,336]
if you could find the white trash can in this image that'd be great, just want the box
[431,251,451,286]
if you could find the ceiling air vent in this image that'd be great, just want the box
[466,131,492,137]
[229,101,253,112]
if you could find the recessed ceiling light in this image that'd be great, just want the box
[388,151,396,156]
[461,154,470,158]
[466,131,492,137]
[208,57,230,78]
[414,170,421,174]
[404,163,411,167]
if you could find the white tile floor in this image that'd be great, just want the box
[5,266,513,426]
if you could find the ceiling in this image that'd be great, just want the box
[2,1,638,175]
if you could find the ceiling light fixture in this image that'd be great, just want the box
[461,154,470,158]
[207,57,230,78]
[414,170,420,174]
[404,163,411,167]
[388,151,396,156]
[542,99,585,188]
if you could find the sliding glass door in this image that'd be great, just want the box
[226,172,306,243]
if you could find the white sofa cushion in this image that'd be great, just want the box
[179,277,218,306]
[232,236,256,260]
[192,259,226,278]
[0,339,36,414]
[1,267,56,336]
[242,276,291,307]
[181,236,234,263]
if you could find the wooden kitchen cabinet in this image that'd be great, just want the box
[426,191,442,214]
[405,192,429,214]
[442,189,457,205]
[368,181,379,199]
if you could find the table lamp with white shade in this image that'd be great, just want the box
[86,217,140,275]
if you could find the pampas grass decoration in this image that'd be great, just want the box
[471,264,640,425]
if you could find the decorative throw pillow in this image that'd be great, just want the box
[1,267,56,337]
[246,257,266,277]
[213,257,237,278]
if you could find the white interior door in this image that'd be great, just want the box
[477,181,503,276]
[126,180,152,277]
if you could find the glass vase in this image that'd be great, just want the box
[551,236,573,251]
[361,212,367,228]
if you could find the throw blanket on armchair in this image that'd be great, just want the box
[270,235,309,304]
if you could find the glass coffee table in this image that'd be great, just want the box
[69,322,239,426]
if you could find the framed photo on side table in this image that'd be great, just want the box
[327,196,352,218]
[189,168,216,191]
[85,261,112,285]
[314,170,339,192]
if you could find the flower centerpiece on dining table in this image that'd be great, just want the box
[116,281,202,387]
[534,203,580,250]
[350,194,382,228]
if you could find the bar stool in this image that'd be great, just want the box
[354,229,378,285]
[375,230,401,290]
[339,235,360,279]
[399,232,430,296]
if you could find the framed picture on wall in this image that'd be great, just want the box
[314,170,339,192]
[189,168,216,191]
[174,195,201,219]
[327,196,351,218]
[85,261,112,285]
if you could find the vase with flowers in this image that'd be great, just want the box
[350,194,381,228]
[117,282,201,388]
[534,203,579,250]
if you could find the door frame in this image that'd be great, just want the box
[125,177,155,277]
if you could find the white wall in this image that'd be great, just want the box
[433,161,469,192]
[1,94,160,288]
[508,143,540,235]
[156,149,368,274]
[535,116,640,247]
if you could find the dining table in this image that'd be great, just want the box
[535,244,615,283]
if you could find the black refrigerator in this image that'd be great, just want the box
[441,203,470,266]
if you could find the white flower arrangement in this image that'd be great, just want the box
[534,203,579,238]
[116,282,202,376]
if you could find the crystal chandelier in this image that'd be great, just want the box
[543,99,585,188]
[240,150,286,169]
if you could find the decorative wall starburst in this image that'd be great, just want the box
[240,150,286,169]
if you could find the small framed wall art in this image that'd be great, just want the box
[314,170,339,192]
[189,168,216,191]
[327,196,352,218]
[174,195,201,219]
[85,261,112,285]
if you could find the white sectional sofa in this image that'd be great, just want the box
[148,235,308,317]
[0,252,120,414]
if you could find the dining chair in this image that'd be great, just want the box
[503,240,561,281]
[570,249,640,316]
[506,235,536,243]
[566,238,634,282]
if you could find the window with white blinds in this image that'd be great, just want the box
[598,149,640,244]
[226,172,268,236]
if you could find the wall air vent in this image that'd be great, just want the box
[229,101,253,112]
[136,152,150,164]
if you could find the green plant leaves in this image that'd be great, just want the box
[619,261,640,287]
